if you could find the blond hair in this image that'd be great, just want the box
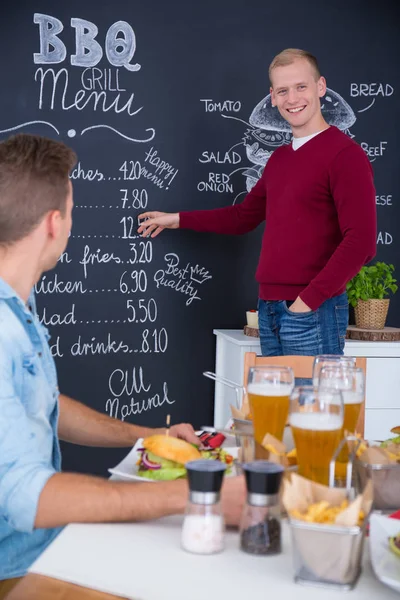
[269,49,321,85]
[0,134,76,245]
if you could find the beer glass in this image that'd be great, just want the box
[318,366,365,464]
[289,386,343,485]
[247,366,294,458]
[312,355,356,387]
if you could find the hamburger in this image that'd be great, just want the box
[136,435,234,481]
[136,435,201,481]
[380,425,400,448]
[379,426,400,462]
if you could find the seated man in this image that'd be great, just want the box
[0,134,245,594]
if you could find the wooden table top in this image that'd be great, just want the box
[5,574,128,600]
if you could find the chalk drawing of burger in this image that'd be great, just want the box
[242,88,356,191]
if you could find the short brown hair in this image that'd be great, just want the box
[269,48,321,85]
[0,134,77,244]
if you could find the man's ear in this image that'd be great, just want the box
[317,76,327,98]
[270,86,276,107]
[46,210,62,240]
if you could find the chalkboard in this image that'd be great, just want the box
[0,0,399,476]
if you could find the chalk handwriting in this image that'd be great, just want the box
[200,99,241,112]
[126,298,158,324]
[109,366,151,396]
[70,333,131,356]
[40,303,77,326]
[350,83,394,98]
[106,382,175,421]
[49,336,63,358]
[197,173,233,193]
[361,141,387,162]
[35,274,87,294]
[153,253,212,306]
[376,195,392,206]
[34,67,144,116]
[377,232,393,245]
[70,162,105,181]
[34,14,141,71]
[119,160,174,188]
[121,188,148,209]
[79,245,122,279]
[58,252,72,264]
[144,147,179,189]
[33,14,155,133]
[199,151,241,164]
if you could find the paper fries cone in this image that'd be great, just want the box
[261,433,288,467]
[360,446,393,465]
[230,405,247,421]
[241,397,251,417]
[383,443,400,461]
[261,433,286,454]
[283,473,348,515]
[285,474,372,585]
[282,475,313,513]
[335,480,373,526]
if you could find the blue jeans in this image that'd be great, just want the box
[258,292,349,357]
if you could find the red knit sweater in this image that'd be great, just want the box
[180,127,376,310]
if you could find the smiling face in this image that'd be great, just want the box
[270,58,327,138]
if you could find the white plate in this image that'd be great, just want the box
[108,438,239,482]
[369,513,400,594]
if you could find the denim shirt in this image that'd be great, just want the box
[0,276,62,580]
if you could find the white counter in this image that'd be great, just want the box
[213,329,400,440]
[29,516,398,600]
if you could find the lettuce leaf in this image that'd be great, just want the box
[137,466,186,481]
[381,435,400,448]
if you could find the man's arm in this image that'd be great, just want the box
[35,472,245,528]
[35,473,187,527]
[0,382,244,533]
[138,168,268,238]
[299,144,377,311]
[58,394,199,447]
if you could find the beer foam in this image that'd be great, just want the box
[289,412,342,431]
[342,391,363,405]
[247,382,292,397]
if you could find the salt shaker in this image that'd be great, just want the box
[240,461,284,556]
[181,459,226,555]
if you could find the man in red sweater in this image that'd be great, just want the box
[138,48,377,356]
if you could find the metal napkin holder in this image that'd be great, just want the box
[354,451,400,513]
[203,370,245,411]
[289,435,369,591]
[203,371,254,454]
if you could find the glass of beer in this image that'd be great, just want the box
[318,366,365,465]
[312,355,356,387]
[247,366,294,458]
[289,386,343,485]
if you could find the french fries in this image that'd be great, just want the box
[263,443,283,457]
[286,447,297,466]
[290,500,365,526]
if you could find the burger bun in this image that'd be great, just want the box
[143,435,201,465]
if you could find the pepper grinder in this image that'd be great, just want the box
[240,461,284,556]
[181,459,226,555]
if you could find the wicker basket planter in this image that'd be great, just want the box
[354,299,390,329]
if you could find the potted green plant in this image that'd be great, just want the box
[346,262,398,329]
